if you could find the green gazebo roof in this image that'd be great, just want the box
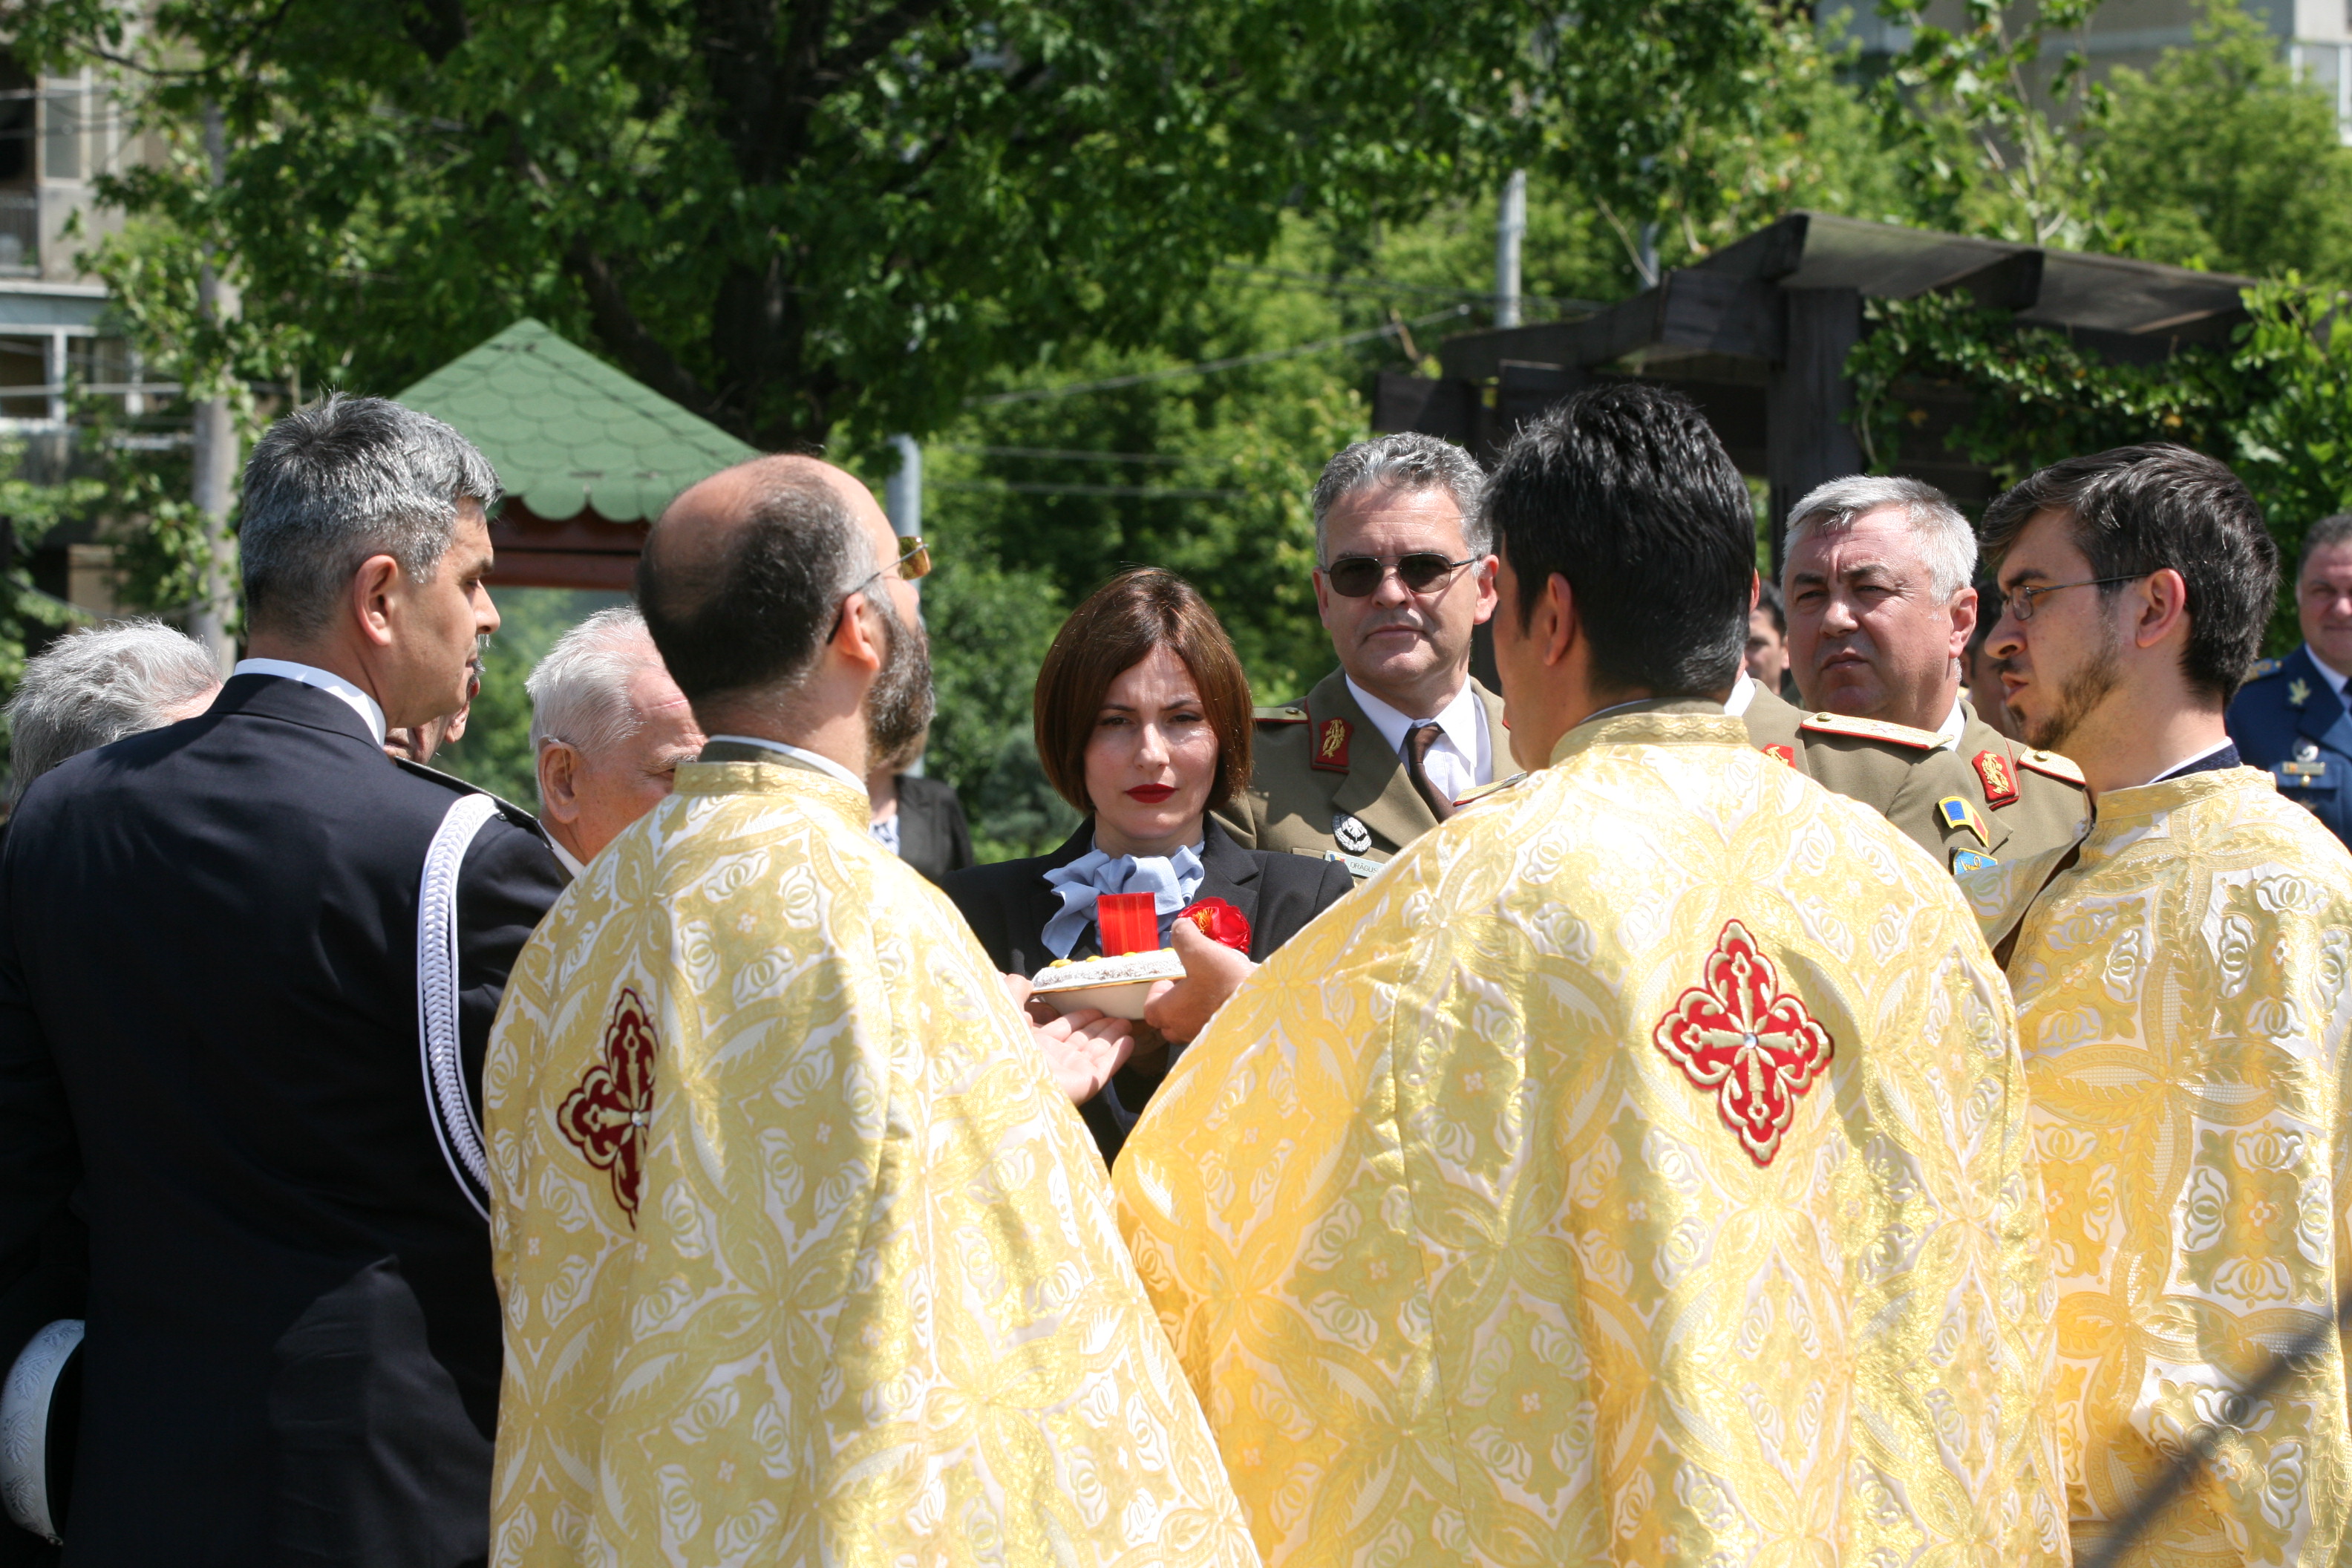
[394,318,759,524]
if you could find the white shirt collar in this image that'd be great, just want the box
[1344,676,1489,778]
[233,658,388,745]
[2140,736,2238,789]
[1723,672,1757,716]
[546,836,589,881]
[1936,695,1965,748]
[704,734,869,795]
[2307,645,2352,699]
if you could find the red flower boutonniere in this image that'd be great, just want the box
[1177,897,1251,953]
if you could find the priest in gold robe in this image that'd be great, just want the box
[1117,385,2065,1567]
[485,457,1254,1567]
[1963,444,2352,1567]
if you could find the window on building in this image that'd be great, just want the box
[42,73,81,182]
[0,53,32,186]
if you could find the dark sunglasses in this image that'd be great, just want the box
[1321,552,1477,598]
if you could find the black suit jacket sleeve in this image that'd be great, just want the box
[0,839,82,1353]
[455,814,569,1071]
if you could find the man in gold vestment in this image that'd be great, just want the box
[1963,445,2352,1567]
[1117,385,2065,1567]
[485,457,1254,1566]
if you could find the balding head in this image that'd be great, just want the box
[638,455,896,710]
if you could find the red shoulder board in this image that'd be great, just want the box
[1973,749,2019,807]
[1311,716,1352,772]
[2016,748,2086,787]
[1797,711,1942,751]
[1762,744,1796,765]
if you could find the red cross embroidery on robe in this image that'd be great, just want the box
[558,987,657,1224]
[1652,921,1835,1167]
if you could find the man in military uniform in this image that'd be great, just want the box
[2228,511,2352,847]
[1217,432,1505,877]
[1765,473,2088,873]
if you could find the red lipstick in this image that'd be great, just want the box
[1126,784,1176,804]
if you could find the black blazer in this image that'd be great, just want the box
[0,673,565,1567]
[941,816,1353,1161]
[891,773,975,886]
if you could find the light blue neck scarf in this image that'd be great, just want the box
[1040,837,1206,958]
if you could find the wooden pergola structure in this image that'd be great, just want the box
[396,318,759,589]
[1377,211,2255,564]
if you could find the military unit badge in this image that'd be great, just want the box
[1333,813,1373,855]
[1936,795,1991,848]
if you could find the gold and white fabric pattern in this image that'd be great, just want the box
[485,757,1255,1567]
[1962,767,2352,1566]
[1118,708,2065,1567]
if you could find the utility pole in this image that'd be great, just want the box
[186,98,240,673]
[883,434,921,540]
[1494,170,1526,330]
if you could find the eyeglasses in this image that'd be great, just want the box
[1999,573,2147,624]
[1321,552,1478,598]
[833,537,933,636]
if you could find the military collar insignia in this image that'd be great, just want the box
[1936,795,1993,847]
[1797,711,1944,751]
[1761,743,1796,765]
[1972,750,2019,807]
[1333,811,1373,855]
[2290,677,2312,708]
[1311,714,1353,772]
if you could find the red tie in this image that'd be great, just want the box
[1406,722,1454,822]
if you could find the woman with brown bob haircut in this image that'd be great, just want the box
[943,568,1354,1162]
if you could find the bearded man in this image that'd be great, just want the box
[1966,444,2352,1565]
[481,456,1251,1566]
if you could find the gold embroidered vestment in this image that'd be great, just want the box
[1963,765,2352,1566]
[1118,710,2065,1567]
[484,759,1255,1567]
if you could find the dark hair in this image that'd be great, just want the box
[1967,575,2001,654]
[240,394,500,638]
[1979,443,2277,704]
[1754,578,1786,637]
[1482,383,1753,697]
[636,465,869,705]
[2297,512,2352,578]
[1033,569,1252,815]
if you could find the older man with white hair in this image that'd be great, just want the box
[524,607,703,874]
[1740,473,2088,871]
[5,620,221,803]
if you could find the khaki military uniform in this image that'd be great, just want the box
[1214,669,1511,880]
[1741,686,2088,873]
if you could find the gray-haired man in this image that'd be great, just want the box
[1749,473,2088,871]
[525,606,705,874]
[4,619,221,803]
[1215,431,1505,873]
[0,395,564,1567]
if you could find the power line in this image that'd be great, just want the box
[967,304,1469,407]
[930,479,1251,501]
[939,443,1192,466]
[1218,262,1607,316]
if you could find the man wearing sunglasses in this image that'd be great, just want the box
[1215,432,1503,876]
[1961,444,2352,1567]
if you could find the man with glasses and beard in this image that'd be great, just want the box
[480,457,1252,1567]
[1215,432,1504,877]
[1962,445,2352,1567]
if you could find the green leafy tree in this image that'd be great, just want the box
[2089,0,2352,282]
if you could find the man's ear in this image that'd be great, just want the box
[1537,572,1578,669]
[537,742,582,824]
[2135,567,2192,650]
[350,554,403,650]
[1469,555,1499,627]
[829,589,887,673]
[1749,571,1761,612]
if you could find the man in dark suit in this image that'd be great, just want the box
[2230,512,2352,847]
[0,395,565,1567]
